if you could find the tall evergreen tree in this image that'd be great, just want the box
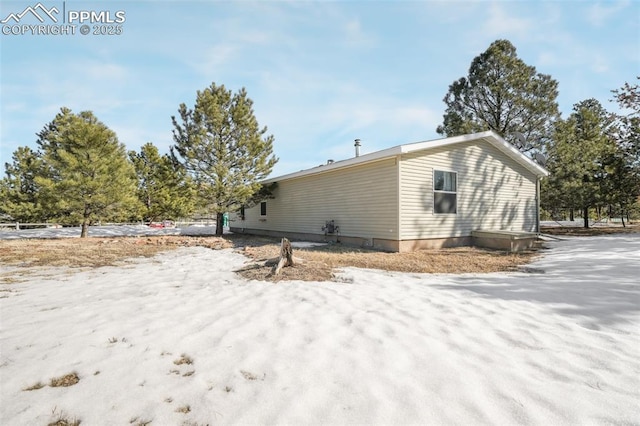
[171,83,278,236]
[0,147,45,222]
[36,107,140,237]
[608,77,640,223]
[542,99,616,228]
[612,77,640,113]
[129,142,196,222]
[437,39,560,152]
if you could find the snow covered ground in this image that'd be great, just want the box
[0,224,220,240]
[1,230,639,425]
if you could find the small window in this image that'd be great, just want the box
[434,170,457,214]
[260,201,267,216]
[239,206,245,220]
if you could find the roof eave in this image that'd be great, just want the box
[263,130,548,183]
[483,132,549,177]
[401,130,548,177]
[263,145,402,183]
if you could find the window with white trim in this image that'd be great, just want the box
[260,201,267,216]
[433,170,457,214]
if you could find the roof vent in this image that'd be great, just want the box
[354,139,361,157]
[327,159,334,164]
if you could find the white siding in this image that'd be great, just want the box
[233,158,400,240]
[399,140,537,239]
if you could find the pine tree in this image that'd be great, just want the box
[608,77,640,223]
[129,142,196,222]
[171,83,278,236]
[437,39,559,152]
[36,108,140,237]
[0,146,46,222]
[543,99,616,228]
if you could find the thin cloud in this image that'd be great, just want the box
[483,2,534,38]
[586,0,630,27]
[343,18,376,48]
[590,53,610,74]
[190,43,237,76]
[84,62,129,81]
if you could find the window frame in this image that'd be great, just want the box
[433,169,458,215]
[260,201,267,217]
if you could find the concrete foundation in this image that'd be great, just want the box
[471,230,538,252]
[231,227,537,253]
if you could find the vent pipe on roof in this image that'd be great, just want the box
[354,139,361,157]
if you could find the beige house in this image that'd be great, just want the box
[230,131,548,252]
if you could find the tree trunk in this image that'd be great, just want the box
[81,219,89,238]
[272,238,294,276]
[215,211,224,236]
[583,206,589,229]
[621,204,626,228]
[81,204,90,237]
[569,209,574,221]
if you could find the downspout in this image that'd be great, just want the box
[396,155,401,252]
[536,176,541,234]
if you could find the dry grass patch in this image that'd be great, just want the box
[0,233,541,283]
[240,370,265,381]
[48,407,81,426]
[173,354,193,365]
[0,236,232,268]
[48,417,81,426]
[24,372,80,391]
[129,417,152,426]
[49,372,79,387]
[0,273,24,284]
[23,381,45,391]
[175,405,191,414]
[541,225,639,236]
[236,241,538,282]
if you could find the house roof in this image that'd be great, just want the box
[264,130,549,183]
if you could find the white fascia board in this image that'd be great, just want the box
[488,133,549,177]
[398,131,497,153]
[401,130,548,177]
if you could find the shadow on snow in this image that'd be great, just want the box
[434,234,640,329]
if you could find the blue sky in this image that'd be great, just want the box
[1,0,638,177]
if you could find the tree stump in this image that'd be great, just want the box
[272,238,294,276]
